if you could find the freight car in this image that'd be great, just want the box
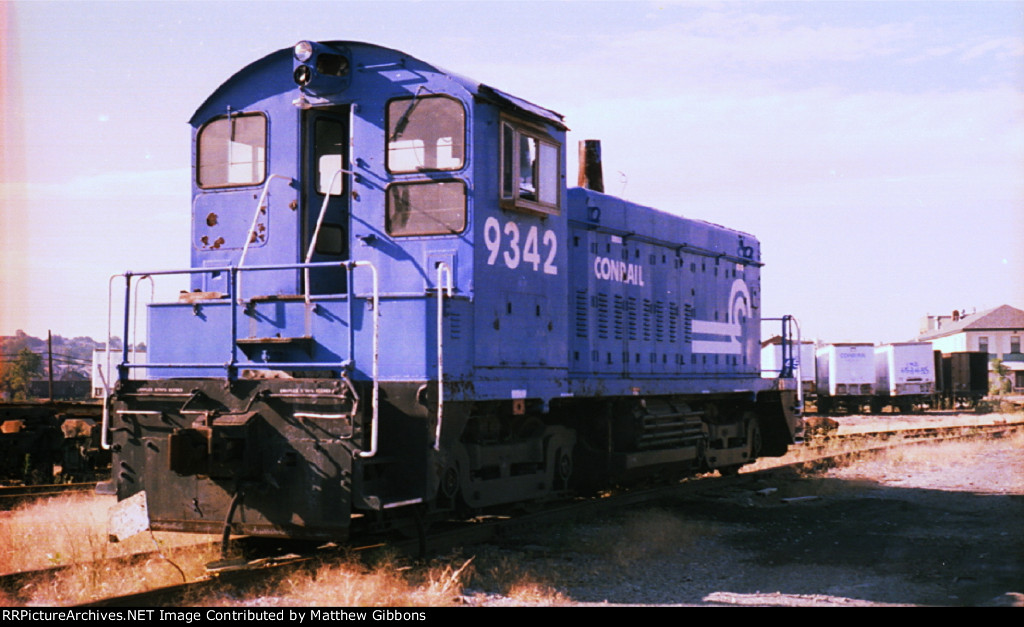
[940,351,989,408]
[814,343,874,414]
[870,342,936,413]
[0,401,109,483]
[100,41,803,543]
[805,346,990,415]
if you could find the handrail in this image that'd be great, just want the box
[101,272,151,450]
[788,315,805,411]
[764,314,805,412]
[99,274,154,451]
[434,262,453,451]
[102,259,380,451]
[238,174,292,304]
[353,261,380,459]
[112,261,368,371]
[304,168,357,305]
[100,274,119,451]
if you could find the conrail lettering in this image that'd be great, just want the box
[594,256,645,286]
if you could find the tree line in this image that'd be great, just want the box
[0,331,143,401]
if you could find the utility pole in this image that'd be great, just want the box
[47,330,54,401]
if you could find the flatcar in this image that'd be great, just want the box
[100,41,802,543]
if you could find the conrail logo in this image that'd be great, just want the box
[691,279,751,355]
[593,256,645,286]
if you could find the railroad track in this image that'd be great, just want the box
[777,419,1023,471]
[3,420,1018,607]
[0,482,97,507]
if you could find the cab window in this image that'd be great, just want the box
[386,181,466,236]
[501,119,560,215]
[315,118,345,195]
[196,113,267,188]
[387,96,465,173]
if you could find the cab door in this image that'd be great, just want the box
[303,107,350,294]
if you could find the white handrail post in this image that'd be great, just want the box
[100,274,119,451]
[238,174,292,304]
[303,168,356,303]
[791,315,805,412]
[354,261,380,459]
[434,262,453,450]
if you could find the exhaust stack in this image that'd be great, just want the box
[578,140,604,193]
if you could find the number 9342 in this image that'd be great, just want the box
[483,216,558,275]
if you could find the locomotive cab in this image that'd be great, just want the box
[106,40,575,541]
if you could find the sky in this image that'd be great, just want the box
[2,0,1023,346]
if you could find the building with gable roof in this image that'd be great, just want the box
[918,304,1024,392]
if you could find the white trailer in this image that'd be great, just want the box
[873,343,935,412]
[815,343,875,414]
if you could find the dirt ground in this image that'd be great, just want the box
[464,413,1024,607]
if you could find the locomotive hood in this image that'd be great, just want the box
[567,187,762,266]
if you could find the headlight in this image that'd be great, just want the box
[294,65,312,86]
[294,41,314,63]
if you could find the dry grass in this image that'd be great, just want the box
[826,427,1024,493]
[2,545,218,606]
[196,550,477,607]
[0,493,218,606]
[218,549,571,607]
[470,553,570,605]
[501,580,571,605]
[0,491,560,607]
[194,512,707,607]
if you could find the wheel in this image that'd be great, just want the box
[439,465,459,500]
[747,419,762,459]
[555,448,573,489]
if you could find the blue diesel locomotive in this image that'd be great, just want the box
[102,41,802,541]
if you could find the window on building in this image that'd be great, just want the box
[978,336,989,354]
[386,181,466,236]
[1011,336,1021,354]
[500,119,560,215]
[386,96,465,173]
[197,113,267,188]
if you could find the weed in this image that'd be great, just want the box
[0,493,217,605]
[198,551,476,607]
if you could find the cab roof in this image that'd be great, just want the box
[189,40,566,130]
